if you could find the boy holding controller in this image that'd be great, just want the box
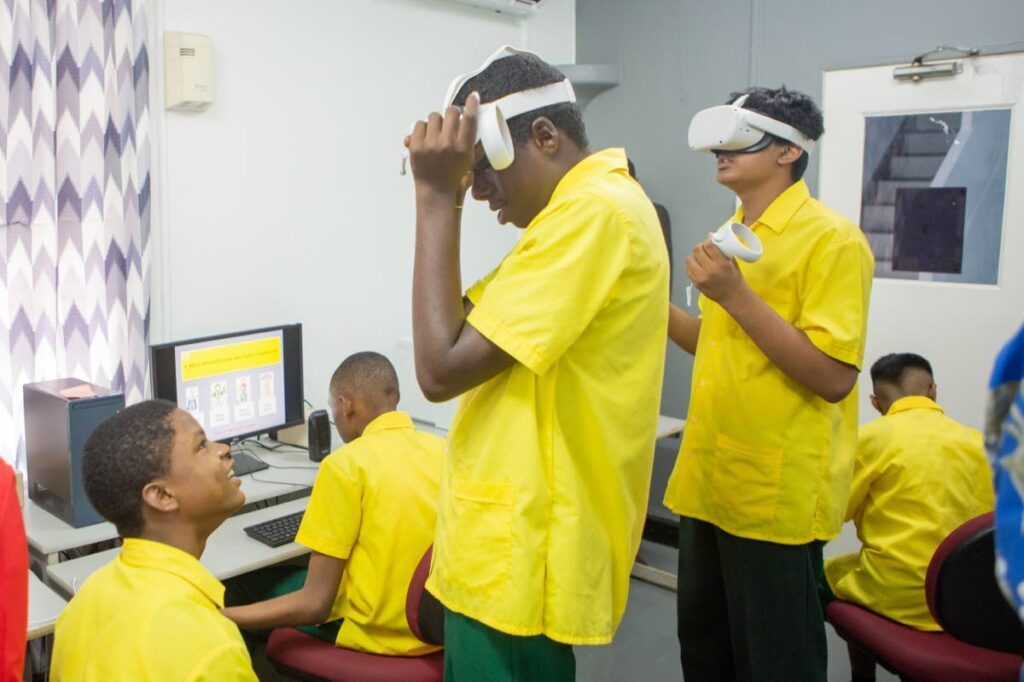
[664,86,874,681]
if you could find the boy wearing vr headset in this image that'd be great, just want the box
[405,48,669,679]
[664,87,873,681]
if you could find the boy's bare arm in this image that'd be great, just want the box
[407,94,515,403]
[221,552,345,630]
[668,303,701,355]
[688,238,858,403]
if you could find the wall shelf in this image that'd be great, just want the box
[555,64,621,110]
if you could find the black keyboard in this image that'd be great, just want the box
[244,511,304,547]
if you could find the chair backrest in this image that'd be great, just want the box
[406,546,444,646]
[926,511,1024,653]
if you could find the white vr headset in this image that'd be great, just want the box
[687,94,815,154]
[443,45,577,171]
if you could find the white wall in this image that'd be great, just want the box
[150,0,576,417]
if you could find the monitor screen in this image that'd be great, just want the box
[150,324,304,443]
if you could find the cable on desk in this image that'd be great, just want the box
[248,470,314,488]
[235,444,318,471]
[239,436,310,453]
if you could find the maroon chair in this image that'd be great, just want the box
[266,547,444,681]
[826,512,1023,681]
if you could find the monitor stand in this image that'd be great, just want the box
[231,449,270,477]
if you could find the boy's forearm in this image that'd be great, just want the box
[668,303,701,355]
[412,190,467,399]
[222,589,329,631]
[411,192,516,401]
[721,287,858,403]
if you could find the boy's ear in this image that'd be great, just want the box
[529,116,560,156]
[869,394,883,415]
[340,393,358,418]
[776,145,803,168]
[142,480,180,514]
[928,382,938,401]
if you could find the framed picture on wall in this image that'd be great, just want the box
[859,108,1010,284]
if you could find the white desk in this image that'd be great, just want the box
[47,497,311,596]
[417,414,686,441]
[26,445,318,564]
[28,571,66,639]
[656,415,686,440]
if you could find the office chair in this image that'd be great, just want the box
[266,547,444,681]
[826,512,1023,681]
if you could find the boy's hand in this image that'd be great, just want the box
[687,234,750,308]
[405,92,480,201]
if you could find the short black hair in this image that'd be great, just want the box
[453,52,588,150]
[870,353,934,385]
[728,86,824,181]
[330,352,400,410]
[83,399,178,538]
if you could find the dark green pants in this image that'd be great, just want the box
[223,566,343,643]
[677,517,827,682]
[443,608,575,681]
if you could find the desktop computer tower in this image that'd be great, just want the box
[25,379,124,528]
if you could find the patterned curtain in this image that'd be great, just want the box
[0,0,150,470]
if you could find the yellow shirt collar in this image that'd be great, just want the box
[733,179,811,234]
[119,537,225,607]
[546,148,629,209]
[887,395,944,416]
[362,410,414,437]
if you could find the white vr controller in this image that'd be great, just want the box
[686,222,762,307]
[402,46,577,175]
[712,221,763,263]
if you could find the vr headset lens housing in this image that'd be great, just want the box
[687,95,815,155]
[722,132,775,155]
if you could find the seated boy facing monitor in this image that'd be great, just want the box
[222,351,444,656]
[823,353,995,630]
[51,399,256,681]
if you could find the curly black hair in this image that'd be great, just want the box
[452,52,588,150]
[83,399,178,538]
[727,86,824,181]
[870,353,934,386]
[330,351,400,411]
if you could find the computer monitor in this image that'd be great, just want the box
[150,324,304,444]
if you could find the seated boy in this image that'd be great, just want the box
[51,399,255,680]
[222,351,444,656]
[824,353,995,629]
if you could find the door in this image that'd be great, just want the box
[819,52,1024,428]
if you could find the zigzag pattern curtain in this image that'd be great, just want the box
[0,0,150,469]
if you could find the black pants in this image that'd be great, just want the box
[676,517,827,682]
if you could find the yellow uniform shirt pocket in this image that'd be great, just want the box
[710,433,784,529]
[448,479,515,598]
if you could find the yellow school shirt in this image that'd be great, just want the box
[825,396,994,630]
[296,410,444,656]
[51,537,255,682]
[426,147,670,645]
[664,180,874,544]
